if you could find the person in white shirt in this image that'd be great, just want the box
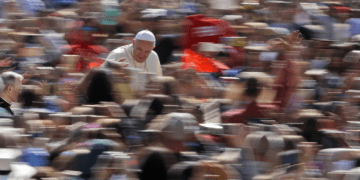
[293,7,311,27]
[101,30,162,90]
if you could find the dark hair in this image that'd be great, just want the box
[163,82,172,95]
[140,152,167,180]
[284,140,296,151]
[245,77,260,97]
[24,35,37,44]
[303,118,318,141]
[86,70,114,104]
[304,118,317,129]
[298,27,312,40]
[20,89,36,108]
[352,43,360,50]
[215,51,231,58]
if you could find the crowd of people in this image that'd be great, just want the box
[0,0,360,180]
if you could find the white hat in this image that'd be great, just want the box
[135,30,156,44]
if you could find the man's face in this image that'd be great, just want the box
[133,40,154,63]
[9,79,22,103]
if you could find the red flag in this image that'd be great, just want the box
[181,49,230,73]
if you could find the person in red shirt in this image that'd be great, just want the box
[181,14,238,49]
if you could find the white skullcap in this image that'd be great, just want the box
[135,30,156,44]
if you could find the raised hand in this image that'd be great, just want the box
[21,71,34,84]
[115,58,129,67]
[0,57,13,67]
[287,30,303,46]
[267,38,289,50]
[107,58,129,69]
[267,31,303,51]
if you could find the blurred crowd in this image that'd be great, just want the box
[1,0,360,180]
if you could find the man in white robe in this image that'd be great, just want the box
[101,30,162,90]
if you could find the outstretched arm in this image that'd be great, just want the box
[0,57,13,67]
[267,31,303,51]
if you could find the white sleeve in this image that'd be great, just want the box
[100,48,125,68]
